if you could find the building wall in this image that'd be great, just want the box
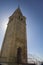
[1,8,27,64]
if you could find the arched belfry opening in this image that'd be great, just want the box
[17,47,22,63]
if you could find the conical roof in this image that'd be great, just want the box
[9,7,23,19]
[14,7,23,15]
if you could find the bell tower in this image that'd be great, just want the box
[1,7,27,64]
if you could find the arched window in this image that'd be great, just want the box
[17,47,22,63]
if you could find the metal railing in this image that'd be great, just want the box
[0,56,37,64]
[0,55,42,65]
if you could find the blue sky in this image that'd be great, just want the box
[0,0,43,61]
